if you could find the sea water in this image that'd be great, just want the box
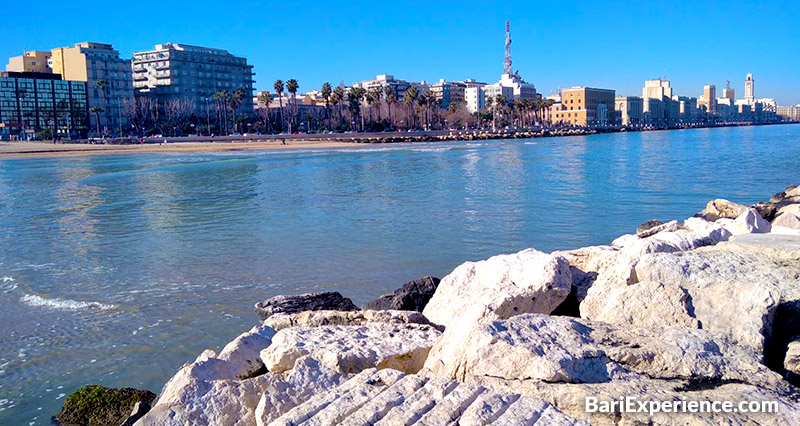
[1,124,799,424]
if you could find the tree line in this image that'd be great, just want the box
[118,79,560,137]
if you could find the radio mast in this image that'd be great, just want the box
[504,21,512,75]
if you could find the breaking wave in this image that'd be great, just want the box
[20,294,116,311]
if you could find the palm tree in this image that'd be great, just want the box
[273,80,285,131]
[331,87,344,130]
[321,82,332,130]
[258,91,272,132]
[348,87,366,131]
[95,80,109,134]
[384,86,397,129]
[229,88,246,133]
[90,107,104,137]
[367,87,382,126]
[403,87,418,129]
[212,91,230,134]
[286,79,299,133]
[494,95,506,130]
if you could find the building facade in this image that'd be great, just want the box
[430,79,468,109]
[352,74,427,98]
[616,96,643,127]
[484,72,537,103]
[642,79,679,126]
[551,86,616,127]
[673,96,698,123]
[777,105,800,122]
[50,42,133,135]
[6,51,52,73]
[0,71,88,140]
[465,86,485,113]
[133,43,255,117]
[745,73,754,103]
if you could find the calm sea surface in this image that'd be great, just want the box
[1,124,799,424]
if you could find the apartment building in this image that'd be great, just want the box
[50,42,133,135]
[551,86,616,127]
[133,43,255,116]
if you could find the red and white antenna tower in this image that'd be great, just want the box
[504,20,512,75]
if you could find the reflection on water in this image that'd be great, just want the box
[1,124,800,425]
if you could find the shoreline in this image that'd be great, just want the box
[2,121,795,160]
[0,140,358,160]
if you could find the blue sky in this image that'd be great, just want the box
[3,0,799,104]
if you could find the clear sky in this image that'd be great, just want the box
[3,0,799,104]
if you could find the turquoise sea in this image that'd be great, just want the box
[1,124,799,424]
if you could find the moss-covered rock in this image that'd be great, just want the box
[55,384,156,426]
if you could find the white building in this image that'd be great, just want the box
[484,72,537,103]
[465,86,485,113]
[352,74,427,97]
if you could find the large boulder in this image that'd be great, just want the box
[265,368,588,426]
[699,198,748,221]
[424,314,782,388]
[422,314,799,426]
[57,385,156,426]
[727,208,772,235]
[264,309,432,331]
[361,276,440,311]
[254,357,350,426]
[150,326,276,410]
[581,250,792,356]
[785,338,800,384]
[216,325,275,378]
[778,203,800,218]
[773,212,800,231]
[254,292,358,321]
[136,356,347,426]
[422,249,572,329]
[260,322,441,374]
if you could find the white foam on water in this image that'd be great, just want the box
[20,294,116,311]
[1,276,17,293]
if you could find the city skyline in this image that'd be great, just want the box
[3,1,799,104]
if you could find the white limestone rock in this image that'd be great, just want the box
[610,233,639,247]
[772,225,800,236]
[422,314,799,426]
[136,355,346,426]
[254,356,350,426]
[470,376,800,426]
[705,233,800,260]
[260,322,441,374]
[582,250,790,354]
[700,198,748,221]
[777,203,800,217]
[217,325,275,378]
[264,309,432,331]
[423,314,782,388]
[265,368,588,426]
[683,216,732,244]
[421,248,572,329]
[729,207,772,235]
[772,212,800,231]
[784,338,800,381]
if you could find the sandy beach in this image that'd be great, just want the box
[0,140,359,159]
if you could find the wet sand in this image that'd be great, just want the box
[0,140,359,159]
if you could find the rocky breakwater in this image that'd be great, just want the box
[114,185,800,425]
